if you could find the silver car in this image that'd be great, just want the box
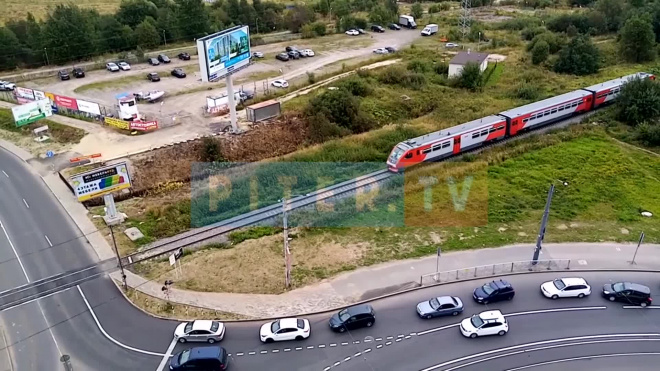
[174,320,226,343]
[417,296,464,319]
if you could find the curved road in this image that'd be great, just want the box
[1,145,660,371]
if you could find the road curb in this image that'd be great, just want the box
[115,267,660,323]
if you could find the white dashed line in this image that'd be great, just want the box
[295,347,303,351]
[307,346,314,349]
[333,362,341,366]
[397,335,404,338]
[623,306,660,309]
[22,199,29,209]
[318,344,326,348]
[324,367,331,371]
[376,344,383,349]
[386,336,393,340]
[364,348,372,353]
[405,335,412,339]
[284,348,291,352]
[260,350,267,354]
[330,343,337,347]
[248,351,256,355]
[341,342,348,346]
[410,332,417,336]
[364,338,372,342]
[344,357,351,362]
[355,352,362,357]
[386,341,392,346]
[375,338,383,341]
[44,235,52,247]
[272,349,279,353]
[2,171,8,178]
[396,338,402,342]
[353,340,360,344]
[236,352,244,356]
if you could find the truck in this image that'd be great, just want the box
[399,15,417,29]
[421,24,438,36]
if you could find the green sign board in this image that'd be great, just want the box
[11,99,52,127]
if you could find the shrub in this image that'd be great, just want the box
[527,32,565,54]
[616,77,660,126]
[307,113,351,143]
[531,40,550,64]
[404,72,427,90]
[521,26,546,41]
[429,4,440,14]
[250,35,265,46]
[200,137,224,162]
[439,2,451,10]
[512,84,540,100]
[434,62,449,75]
[312,21,327,36]
[301,23,316,39]
[636,122,660,145]
[496,17,542,31]
[454,62,483,92]
[306,88,374,133]
[339,77,372,97]
[307,71,316,84]
[554,35,600,75]
[407,59,431,73]
[378,65,407,84]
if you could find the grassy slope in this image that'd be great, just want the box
[0,108,85,144]
[0,0,121,24]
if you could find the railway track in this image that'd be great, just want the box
[122,110,597,266]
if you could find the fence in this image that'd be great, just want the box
[419,259,572,286]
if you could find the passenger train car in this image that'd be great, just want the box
[387,72,655,172]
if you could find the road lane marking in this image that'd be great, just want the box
[295,347,302,351]
[420,333,660,371]
[364,348,372,353]
[0,221,29,282]
[44,235,52,247]
[260,350,267,354]
[330,343,337,347]
[375,337,382,341]
[376,344,383,349]
[333,362,340,366]
[236,352,244,356]
[505,352,660,371]
[76,286,165,357]
[2,171,8,178]
[343,357,350,362]
[1,325,14,371]
[354,352,362,357]
[22,199,29,209]
[248,351,255,355]
[623,306,660,309]
[341,342,348,346]
[306,345,314,349]
[156,338,177,371]
[318,344,326,348]
[271,349,279,353]
[385,341,392,346]
[1,286,74,312]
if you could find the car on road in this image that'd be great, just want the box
[106,62,120,72]
[329,304,376,333]
[345,29,359,36]
[300,49,315,57]
[276,53,290,62]
[373,47,388,54]
[174,320,226,344]
[158,54,171,63]
[148,57,160,66]
[417,296,464,319]
[252,51,264,58]
[460,310,508,338]
[389,23,401,30]
[178,52,191,60]
[271,79,289,88]
[171,68,186,78]
[473,279,515,304]
[541,277,591,299]
[602,282,652,307]
[58,69,70,80]
[260,318,310,343]
[117,61,131,70]
[446,42,460,48]
[147,72,161,82]
[0,81,16,91]
[385,46,397,53]
[169,346,229,371]
[371,25,385,33]
[72,67,85,78]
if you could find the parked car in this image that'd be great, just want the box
[287,50,300,59]
[345,29,359,36]
[385,46,397,53]
[328,304,375,333]
[106,62,120,72]
[58,70,70,80]
[0,81,16,91]
[417,296,464,319]
[177,52,191,60]
[285,46,297,52]
[389,23,401,30]
[460,310,509,338]
[473,279,515,304]
[357,28,366,34]
[602,282,652,307]
[271,79,289,88]
[300,49,315,57]
[118,61,131,71]
[239,90,254,101]
[373,47,388,54]
[252,51,264,58]
[174,320,226,344]
[171,68,186,78]
[158,54,171,63]
[276,53,290,62]
[541,277,591,299]
[148,57,160,66]
[371,25,385,33]
[169,346,229,371]
[260,318,310,343]
[72,67,85,78]
[147,72,161,82]
[446,42,460,48]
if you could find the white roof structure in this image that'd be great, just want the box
[499,90,591,119]
[582,72,652,93]
[400,115,505,149]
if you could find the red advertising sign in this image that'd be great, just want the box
[130,120,158,131]
[53,94,78,110]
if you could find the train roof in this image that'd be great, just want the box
[582,72,653,93]
[499,89,591,119]
[400,115,505,148]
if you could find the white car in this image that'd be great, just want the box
[106,62,119,72]
[0,80,15,91]
[300,49,315,57]
[373,48,388,54]
[260,318,310,343]
[271,79,289,88]
[118,61,131,71]
[460,310,508,338]
[446,43,460,48]
[345,29,359,36]
[174,320,225,344]
[541,277,591,299]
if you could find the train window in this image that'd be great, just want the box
[422,148,432,154]
[498,126,505,131]
[523,118,529,123]
[489,128,496,133]
[442,142,450,148]
[544,111,550,116]
[432,144,442,151]
[472,132,480,139]
[572,102,578,106]
[551,109,557,114]
[404,152,413,159]
[481,129,488,136]
[558,106,565,111]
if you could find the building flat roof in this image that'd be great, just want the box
[248,99,280,109]
[449,52,489,66]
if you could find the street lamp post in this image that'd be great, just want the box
[532,184,555,265]
[282,198,292,288]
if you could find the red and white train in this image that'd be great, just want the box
[387,72,655,172]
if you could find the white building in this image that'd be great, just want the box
[448,51,489,78]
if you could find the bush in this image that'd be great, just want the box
[616,77,660,126]
[339,77,372,97]
[636,122,660,145]
[312,21,327,36]
[306,88,374,133]
[434,62,449,75]
[301,23,316,39]
[250,35,265,46]
[496,17,542,31]
[531,40,550,64]
[547,13,591,34]
[407,59,431,73]
[454,62,483,92]
[554,35,600,75]
[528,32,565,54]
[521,26,546,41]
[308,113,350,143]
[378,65,407,84]
[307,71,316,84]
[404,72,427,90]
[512,84,540,100]
[439,2,451,10]
[429,4,440,14]
[200,137,224,162]
[228,227,281,245]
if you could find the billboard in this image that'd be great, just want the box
[197,25,251,82]
[15,87,35,100]
[70,162,132,202]
[104,117,130,130]
[53,94,78,110]
[76,99,101,115]
[33,90,46,101]
[130,120,158,131]
[11,99,53,127]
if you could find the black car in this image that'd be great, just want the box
[371,25,385,33]
[602,282,652,307]
[171,68,186,78]
[178,52,191,60]
[158,54,171,63]
[473,279,515,304]
[385,46,396,53]
[169,346,229,371]
[276,53,290,62]
[58,70,70,80]
[239,90,254,101]
[285,46,297,52]
[287,50,300,59]
[147,72,160,82]
[148,57,160,66]
[389,23,401,30]
[329,304,375,333]
[72,67,85,78]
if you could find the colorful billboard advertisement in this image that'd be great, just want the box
[70,162,132,202]
[33,90,46,100]
[130,120,158,131]
[15,87,35,100]
[11,99,53,127]
[76,99,101,115]
[197,25,251,82]
[104,117,130,130]
[53,94,78,110]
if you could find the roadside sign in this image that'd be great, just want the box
[437,247,441,257]
[69,153,102,163]
[46,150,54,158]
[11,99,52,127]
[70,162,132,202]
[169,254,176,266]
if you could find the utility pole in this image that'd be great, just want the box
[162,30,167,46]
[109,225,127,290]
[459,0,472,40]
[44,48,50,65]
[631,231,645,265]
[532,184,554,265]
[282,198,292,288]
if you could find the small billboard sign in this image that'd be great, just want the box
[11,99,53,127]
[70,162,132,202]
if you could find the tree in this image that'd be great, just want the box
[239,0,257,29]
[116,0,159,28]
[619,15,656,63]
[0,28,21,70]
[411,3,424,20]
[332,0,352,19]
[157,7,179,44]
[616,77,660,126]
[306,88,373,133]
[100,15,131,51]
[595,0,626,32]
[135,20,160,49]
[369,5,395,26]
[176,0,210,40]
[283,5,316,33]
[570,0,595,6]
[531,40,550,64]
[43,5,97,64]
[554,35,600,75]
[455,62,484,92]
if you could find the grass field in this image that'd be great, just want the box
[0,0,121,24]
[0,108,85,143]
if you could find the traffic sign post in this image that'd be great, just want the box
[631,231,645,265]
[434,247,441,282]
[46,150,54,158]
